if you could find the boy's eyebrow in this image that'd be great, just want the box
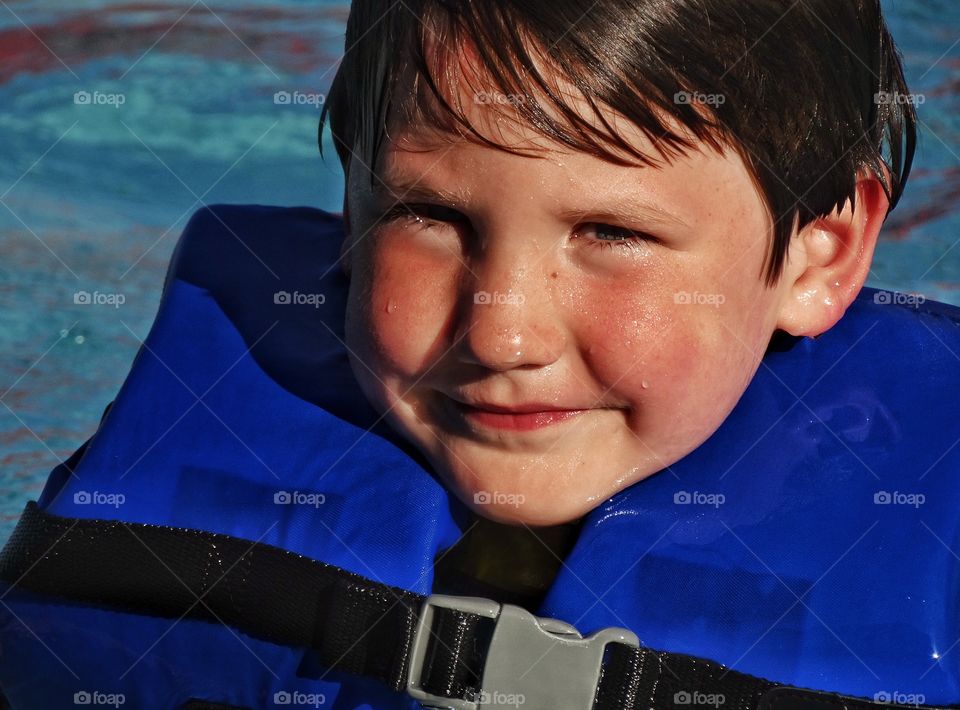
[557,201,690,230]
[374,178,690,230]
[372,179,471,208]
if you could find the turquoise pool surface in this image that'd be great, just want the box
[1,0,958,540]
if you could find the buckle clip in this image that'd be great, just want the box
[407,594,639,710]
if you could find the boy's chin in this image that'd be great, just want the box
[461,488,601,527]
[435,454,664,527]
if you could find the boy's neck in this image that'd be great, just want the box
[431,514,585,611]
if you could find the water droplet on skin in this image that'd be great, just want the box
[59,329,69,338]
[74,335,85,344]
[386,300,398,314]
[641,380,649,389]
[500,346,522,364]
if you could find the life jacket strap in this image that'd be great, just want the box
[0,502,954,710]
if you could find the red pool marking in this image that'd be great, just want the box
[884,166,960,241]
[0,3,346,84]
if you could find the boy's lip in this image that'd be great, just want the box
[446,393,592,414]
[446,396,589,432]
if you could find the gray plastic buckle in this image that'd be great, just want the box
[406,594,640,710]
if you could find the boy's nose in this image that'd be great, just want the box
[455,247,566,371]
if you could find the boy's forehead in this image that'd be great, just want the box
[377,93,727,195]
[385,32,700,169]
[384,86,692,175]
[357,34,762,227]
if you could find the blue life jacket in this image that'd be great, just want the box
[1,204,959,709]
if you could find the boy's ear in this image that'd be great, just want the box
[776,175,890,337]
[339,198,352,278]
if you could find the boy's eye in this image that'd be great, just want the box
[574,223,659,251]
[376,204,657,254]
[378,202,467,230]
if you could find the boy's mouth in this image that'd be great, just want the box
[443,394,591,432]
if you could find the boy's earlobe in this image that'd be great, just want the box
[776,177,889,338]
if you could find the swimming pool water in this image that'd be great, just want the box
[0,0,958,540]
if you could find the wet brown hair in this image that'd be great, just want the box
[319,0,918,285]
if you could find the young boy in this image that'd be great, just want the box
[319,0,915,594]
[6,1,955,709]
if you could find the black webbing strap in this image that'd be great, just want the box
[0,502,954,710]
[0,501,421,692]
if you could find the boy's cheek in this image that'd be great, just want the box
[347,245,459,376]
[582,296,763,435]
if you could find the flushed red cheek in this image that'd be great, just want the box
[579,294,717,417]
[577,289,682,378]
[364,249,457,376]
[612,330,703,396]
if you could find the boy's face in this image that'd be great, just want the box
[342,97,800,526]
